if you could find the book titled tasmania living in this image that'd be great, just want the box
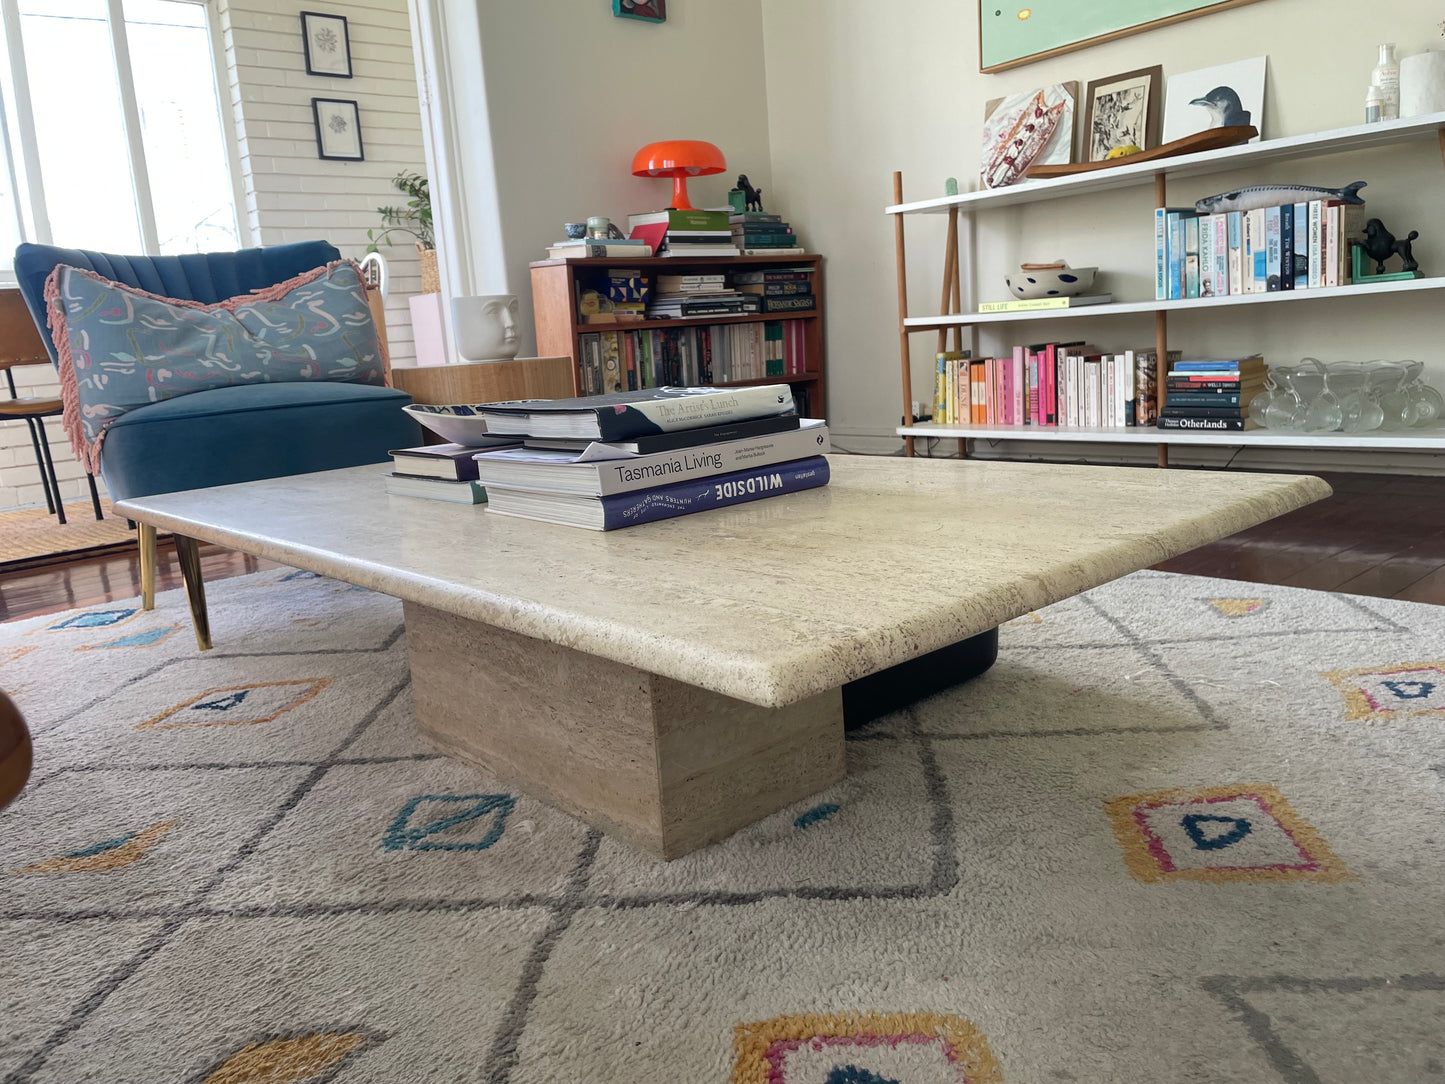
[475,420,829,497]
[485,456,830,531]
[478,384,796,441]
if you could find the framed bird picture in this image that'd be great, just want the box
[1162,56,1267,144]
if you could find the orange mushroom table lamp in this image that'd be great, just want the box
[631,140,726,211]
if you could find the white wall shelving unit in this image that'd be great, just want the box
[887,111,1445,466]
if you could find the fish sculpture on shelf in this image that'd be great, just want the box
[983,90,1065,189]
[1195,180,1366,214]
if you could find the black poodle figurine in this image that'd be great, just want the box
[736,174,764,212]
[1361,218,1420,274]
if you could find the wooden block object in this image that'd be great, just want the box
[391,357,576,405]
[403,601,846,859]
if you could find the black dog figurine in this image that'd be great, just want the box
[1362,218,1420,274]
[736,174,764,212]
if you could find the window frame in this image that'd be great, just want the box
[0,0,244,257]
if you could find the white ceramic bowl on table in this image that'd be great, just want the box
[401,403,494,446]
[1004,265,1097,300]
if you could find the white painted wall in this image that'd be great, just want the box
[0,0,427,511]
[417,0,773,359]
[762,0,1445,472]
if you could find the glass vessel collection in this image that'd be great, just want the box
[1248,358,1445,433]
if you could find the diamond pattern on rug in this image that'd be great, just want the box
[731,1012,1002,1084]
[1322,661,1445,722]
[137,679,331,731]
[196,1029,374,1084]
[382,793,516,852]
[1205,598,1271,617]
[1104,784,1350,884]
[38,607,141,632]
[0,645,35,667]
[76,626,180,651]
[14,820,175,875]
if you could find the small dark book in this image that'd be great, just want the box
[522,414,802,455]
[390,442,516,481]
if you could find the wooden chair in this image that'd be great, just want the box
[0,689,31,810]
[0,288,103,523]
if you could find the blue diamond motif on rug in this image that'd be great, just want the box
[795,803,840,829]
[193,689,251,712]
[1181,813,1252,851]
[48,608,137,630]
[79,626,177,650]
[1382,680,1435,700]
[382,794,516,852]
[825,1068,901,1084]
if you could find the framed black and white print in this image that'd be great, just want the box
[301,11,351,78]
[312,98,363,161]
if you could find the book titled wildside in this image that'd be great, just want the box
[977,294,1112,314]
[478,384,796,442]
[1156,415,1258,431]
[485,456,830,531]
[475,419,829,497]
[384,473,489,504]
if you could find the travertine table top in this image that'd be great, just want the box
[116,456,1329,707]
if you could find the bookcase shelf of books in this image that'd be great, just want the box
[885,110,1445,466]
[530,254,826,419]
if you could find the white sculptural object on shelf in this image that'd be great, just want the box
[451,294,520,363]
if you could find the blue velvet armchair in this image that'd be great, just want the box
[14,240,421,648]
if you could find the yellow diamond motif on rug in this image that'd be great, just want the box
[1205,598,1270,617]
[0,645,36,667]
[136,679,331,731]
[731,1011,1001,1084]
[14,820,175,875]
[199,1031,372,1084]
[1321,661,1445,722]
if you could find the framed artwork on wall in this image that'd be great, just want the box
[301,11,352,78]
[981,82,1077,189]
[613,0,666,23]
[1162,56,1266,144]
[312,98,363,161]
[979,0,1266,74]
[1083,65,1163,161]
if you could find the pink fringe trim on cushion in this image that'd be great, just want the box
[44,259,392,472]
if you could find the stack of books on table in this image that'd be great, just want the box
[732,266,816,313]
[730,212,803,255]
[470,385,830,530]
[384,437,521,503]
[627,209,739,257]
[1157,355,1265,432]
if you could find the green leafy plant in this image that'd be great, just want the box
[367,170,433,252]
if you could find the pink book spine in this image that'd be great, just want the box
[1045,347,1057,427]
[984,358,994,424]
[1012,345,1025,425]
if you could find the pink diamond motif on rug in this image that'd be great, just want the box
[1321,661,1445,722]
[1103,784,1350,884]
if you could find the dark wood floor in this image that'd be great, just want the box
[1,471,1442,622]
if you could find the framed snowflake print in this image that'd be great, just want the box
[312,98,363,161]
[301,11,352,78]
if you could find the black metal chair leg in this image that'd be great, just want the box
[86,472,103,520]
[33,417,66,525]
[22,417,57,516]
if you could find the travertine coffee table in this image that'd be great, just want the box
[116,456,1328,858]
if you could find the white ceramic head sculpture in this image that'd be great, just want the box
[451,294,520,362]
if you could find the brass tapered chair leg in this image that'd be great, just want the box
[172,535,212,651]
[138,523,157,611]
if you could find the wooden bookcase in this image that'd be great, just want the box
[530,253,826,418]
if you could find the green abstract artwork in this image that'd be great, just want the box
[980,0,1264,73]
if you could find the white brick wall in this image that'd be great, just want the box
[217,0,428,366]
[0,0,427,512]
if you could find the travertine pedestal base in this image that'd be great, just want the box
[403,601,846,859]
